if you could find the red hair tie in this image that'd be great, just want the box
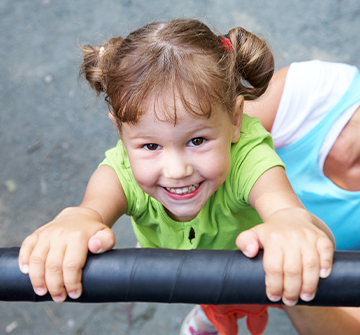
[219,34,233,52]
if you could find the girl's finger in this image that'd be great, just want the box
[28,241,51,297]
[317,236,334,278]
[62,242,89,300]
[262,245,284,303]
[18,233,39,274]
[44,243,67,303]
[235,228,261,258]
[280,245,302,306]
[299,246,320,302]
[88,228,116,254]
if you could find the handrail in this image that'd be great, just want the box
[1,247,360,306]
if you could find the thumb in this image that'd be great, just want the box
[88,228,116,254]
[236,228,262,258]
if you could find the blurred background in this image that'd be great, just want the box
[1,0,359,334]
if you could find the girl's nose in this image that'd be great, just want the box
[163,152,193,179]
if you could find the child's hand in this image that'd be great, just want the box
[236,207,334,306]
[18,207,115,303]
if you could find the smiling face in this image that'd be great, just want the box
[117,96,243,222]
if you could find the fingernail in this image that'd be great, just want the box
[283,299,298,306]
[53,294,66,303]
[68,290,81,300]
[21,264,29,274]
[320,268,331,278]
[301,293,315,302]
[269,295,281,302]
[34,287,47,296]
[244,243,256,257]
[91,239,102,253]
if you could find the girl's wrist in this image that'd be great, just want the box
[56,206,104,223]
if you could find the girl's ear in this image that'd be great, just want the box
[108,112,122,137]
[108,112,117,127]
[231,96,244,143]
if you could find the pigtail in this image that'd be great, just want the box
[79,45,105,95]
[228,27,274,100]
[79,36,124,96]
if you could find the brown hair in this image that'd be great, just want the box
[79,18,274,127]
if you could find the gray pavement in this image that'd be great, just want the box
[1,1,360,334]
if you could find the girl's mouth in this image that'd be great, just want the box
[165,183,200,195]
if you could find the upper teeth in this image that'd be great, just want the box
[166,183,200,195]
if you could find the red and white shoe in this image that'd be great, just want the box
[180,306,218,335]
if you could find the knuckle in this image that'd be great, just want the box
[264,266,282,278]
[283,265,301,278]
[23,232,37,243]
[21,236,36,250]
[63,260,80,272]
[266,231,282,243]
[46,261,62,274]
[303,257,319,271]
[29,254,45,266]
[70,229,85,238]
[318,239,334,253]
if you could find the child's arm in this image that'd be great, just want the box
[18,165,127,302]
[236,166,335,306]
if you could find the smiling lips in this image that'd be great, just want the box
[165,183,200,195]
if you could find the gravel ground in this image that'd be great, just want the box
[1,1,359,334]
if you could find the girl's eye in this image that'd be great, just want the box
[188,137,205,146]
[143,143,162,151]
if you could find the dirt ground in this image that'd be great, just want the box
[1,1,359,334]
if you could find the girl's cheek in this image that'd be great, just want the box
[132,165,158,188]
[207,153,231,177]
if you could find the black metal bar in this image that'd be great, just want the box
[1,247,360,306]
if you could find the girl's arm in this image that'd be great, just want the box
[18,165,127,302]
[284,305,360,335]
[244,65,289,132]
[236,166,335,306]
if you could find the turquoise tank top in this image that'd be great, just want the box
[276,69,360,250]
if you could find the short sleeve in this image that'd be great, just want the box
[99,141,148,216]
[229,115,285,203]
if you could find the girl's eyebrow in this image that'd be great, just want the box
[128,133,158,140]
[127,123,216,141]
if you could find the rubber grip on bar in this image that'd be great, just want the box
[1,247,360,306]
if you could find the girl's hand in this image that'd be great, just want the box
[18,206,116,303]
[236,207,334,306]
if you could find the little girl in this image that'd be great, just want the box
[18,19,334,335]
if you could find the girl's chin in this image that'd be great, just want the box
[163,207,199,222]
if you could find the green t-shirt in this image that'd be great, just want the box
[100,115,284,250]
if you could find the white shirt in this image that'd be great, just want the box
[271,60,360,171]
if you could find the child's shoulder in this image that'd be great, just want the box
[237,114,273,146]
[229,114,283,203]
[241,113,265,132]
[231,113,278,164]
